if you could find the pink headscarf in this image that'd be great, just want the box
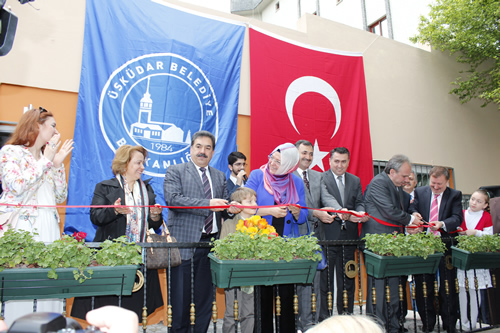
[260,143,300,204]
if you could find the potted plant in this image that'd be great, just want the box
[451,234,500,270]
[0,229,142,301]
[209,215,322,288]
[363,232,446,278]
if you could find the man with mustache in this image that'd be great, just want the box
[164,130,240,333]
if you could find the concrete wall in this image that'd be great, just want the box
[0,0,499,194]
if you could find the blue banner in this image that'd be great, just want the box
[65,0,245,240]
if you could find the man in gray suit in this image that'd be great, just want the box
[293,140,337,332]
[320,147,369,317]
[164,130,239,333]
[362,154,422,333]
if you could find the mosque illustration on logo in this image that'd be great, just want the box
[130,77,191,147]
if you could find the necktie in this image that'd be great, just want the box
[429,194,440,236]
[303,170,310,192]
[337,175,345,206]
[200,167,213,234]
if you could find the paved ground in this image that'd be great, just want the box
[143,310,500,332]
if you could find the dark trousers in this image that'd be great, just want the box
[170,243,213,333]
[366,275,402,333]
[414,256,459,332]
[259,284,295,332]
[319,245,356,320]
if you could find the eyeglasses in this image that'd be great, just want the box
[38,107,48,114]
[269,155,281,166]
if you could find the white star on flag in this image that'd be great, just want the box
[309,139,329,171]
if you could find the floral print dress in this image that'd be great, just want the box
[0,145,67,325]
[0,145,67,240]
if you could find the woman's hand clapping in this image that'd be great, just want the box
[43,133,61,162]
[113,198,132,215]
[53,139,74,168]
[44,134,74,168]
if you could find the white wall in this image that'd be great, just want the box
[261,0,298,30]
[0,0,85,92]
[320,0,364,30]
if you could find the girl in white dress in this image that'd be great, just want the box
[456,189,493,330]
[0,107,73,326]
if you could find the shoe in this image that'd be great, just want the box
[419,325,434,332]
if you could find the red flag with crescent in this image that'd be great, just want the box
[249,27,373,189]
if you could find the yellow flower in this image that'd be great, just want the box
[248,215,261,223]
[248,226,258,234]
[236,219,245,231]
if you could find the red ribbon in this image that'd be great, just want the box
[1,202,453,233]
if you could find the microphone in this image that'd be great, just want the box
[243,175,248,182]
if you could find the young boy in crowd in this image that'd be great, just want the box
[220,187,257,333]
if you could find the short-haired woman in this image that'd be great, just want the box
[71,145,163,320]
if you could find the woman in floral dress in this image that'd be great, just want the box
[0,107,73,326]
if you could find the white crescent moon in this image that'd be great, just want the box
[285,76,341,139]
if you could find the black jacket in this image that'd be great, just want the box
[91,177,162,242]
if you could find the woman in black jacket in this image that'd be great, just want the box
[72,145,163,320]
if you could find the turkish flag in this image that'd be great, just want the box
[249,28,373,189]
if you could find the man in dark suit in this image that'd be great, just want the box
[226,151,247,195]
[362,154,422,333]
[163,130,239,333]
[409,166,463,333]
[293,140,337,331]
[319,147,368,317]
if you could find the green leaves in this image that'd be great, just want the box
[0,230,141,283]
[211,232,322,262]
[95,236,142,266]
[456,234,500,253]
[363,232,446,259]
[411,0,500,108]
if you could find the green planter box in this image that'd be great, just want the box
[208,253,318,288]
[364,250,443,278]
[0,265,139,301]
[451,246,500,270]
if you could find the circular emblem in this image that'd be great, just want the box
[99,53,219,177]
[345,260,358,279]
[133,270,144,292]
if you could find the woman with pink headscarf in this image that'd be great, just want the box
[246,142,308,332]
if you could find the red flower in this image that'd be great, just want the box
[73,231,87,242]
[268,232,279,239]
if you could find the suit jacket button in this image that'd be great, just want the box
[286,220,291,224]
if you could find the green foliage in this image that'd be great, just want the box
[39,234,95,282]
[211,232,322,263]
[411,0,500,108]
[95,236,142,266]
[0,230,45,270]
[363,232,446,259]
[456,234,500,253]
[0,230,141,283]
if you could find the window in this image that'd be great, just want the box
[369,16,388,38]
[373,160,455,189]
